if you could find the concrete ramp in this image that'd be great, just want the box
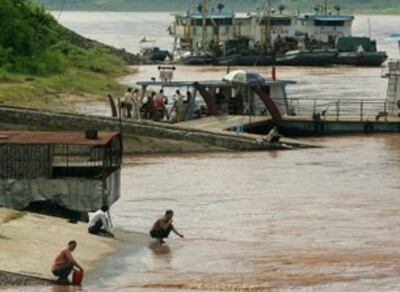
[0,106,315,152]
[178,115,269,133]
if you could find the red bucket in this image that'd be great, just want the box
[72,270,84,286]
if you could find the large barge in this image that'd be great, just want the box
[169,0,387,66]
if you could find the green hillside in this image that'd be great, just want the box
[0,0,128,110]
[34,0,400,13]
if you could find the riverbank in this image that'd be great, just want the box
[0,207,147,287]
[0,67,136,112]
[32,0,400,14]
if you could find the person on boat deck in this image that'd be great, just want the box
[170,89,185,123]
[132,88,141,120]
[123,87,134,118]
[264,126,282,143]
[154,89,169,120]
[142,92,156,119]
[88,206,114,237]
[150,210,184,244]
[52,240,84,284]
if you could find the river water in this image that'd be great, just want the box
[16,12,400,291]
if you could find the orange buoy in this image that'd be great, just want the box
[271,65,277,81]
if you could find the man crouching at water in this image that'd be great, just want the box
[150,210,184,244]
[88,205,114,237]
[52,240,84,284]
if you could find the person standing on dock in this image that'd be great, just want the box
[132,88,141,120]
[169,89,185,123]
[154,89,168,121]
[123,87,134,118]
[150,210,184,244]
[51,240,84,284]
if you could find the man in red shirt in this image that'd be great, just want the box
[51,240,84,284]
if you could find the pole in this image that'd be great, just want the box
[248,86,252,125]
[266,0,271,53]
[360,100,363,121]
[117,97,123,138]
[324,0,328,14]
[201,0,208,50]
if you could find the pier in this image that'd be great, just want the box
[0,106,314,153]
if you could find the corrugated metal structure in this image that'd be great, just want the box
[0,131,122,212]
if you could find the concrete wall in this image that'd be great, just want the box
[0,106,278,153]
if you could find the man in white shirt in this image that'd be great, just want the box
[264,126,281,143]
[88,206,114,237]
[123,87,133,118]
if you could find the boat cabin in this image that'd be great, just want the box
[171,11,252,54]
[295,13,354,43]
[0,131,122,213]
[136,78,296,122]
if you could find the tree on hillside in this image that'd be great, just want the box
[278,4,286,14]
[217,3,224,13]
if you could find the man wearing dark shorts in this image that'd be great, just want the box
[150,210,184,244]
[51,240,84,284]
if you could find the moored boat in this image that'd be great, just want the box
[276,49,337,66]
[217,51,274,66]
[334,36,388,66]
[336,51,388,66]
[169,0,387,67]
[141,47,170,62]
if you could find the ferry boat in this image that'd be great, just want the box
[128,60,399,135]
[169,0,387,66]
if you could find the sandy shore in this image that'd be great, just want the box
[0,208,147,286]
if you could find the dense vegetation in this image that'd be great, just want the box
[34,0,400,13]
[0,0,128,110]
[0,0,125,76]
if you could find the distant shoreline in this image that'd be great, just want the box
[48,10,400,15]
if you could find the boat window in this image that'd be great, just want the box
[314,20,345,27]
[191,18,233,26]
[270,19,291,26]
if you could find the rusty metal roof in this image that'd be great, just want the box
[0,131,120,145]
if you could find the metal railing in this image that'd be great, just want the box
[382,59,400,77]
[272,97,398,122]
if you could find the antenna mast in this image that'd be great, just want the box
[201,0,208,50]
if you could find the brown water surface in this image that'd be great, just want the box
[101,135,400,291]
[7,12,400,292]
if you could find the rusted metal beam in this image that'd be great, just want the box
[251,86,282,120]
[107,94,118,118]
[194,83,220,115]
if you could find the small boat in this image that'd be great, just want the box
[139,37,170,62]
[181,55,214,65]
[275,49,337,66]
[217,51,274,66]
[336,51,388,67]
[334,36,388,66]
[141,47,170,62]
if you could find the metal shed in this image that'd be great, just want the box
[0,131,122,213]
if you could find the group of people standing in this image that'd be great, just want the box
[121,87,190,123]
[122,87,141,120]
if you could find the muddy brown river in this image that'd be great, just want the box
[7,11,400,292]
